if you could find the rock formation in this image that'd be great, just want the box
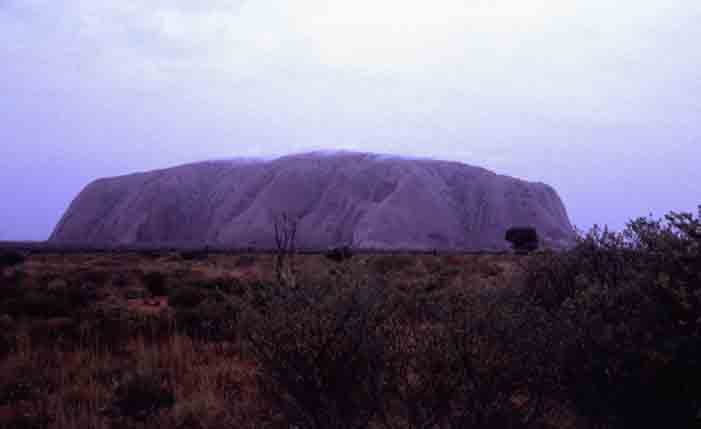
[50,151,576,250]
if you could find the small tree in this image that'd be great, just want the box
[505,227,539,254]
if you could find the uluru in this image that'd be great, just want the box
[49,151,575,250]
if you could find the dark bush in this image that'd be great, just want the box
[0,381,36,405]
[0,414,52,429]
[28,317,81,347]
[521,225,636,310]
[324,246,353,263]
[0,334,14,358]
[371,254,415,275]
[41,278,98,309]
[234,254,257,268]
[124,288,147,300]
[0,282,24,303]
[111,274,129,288]
[175,299,238,341]
[0,365,51,406]
[110,370,174,421]
[0,270,25,297]
[505,226,539,253]
[381,285,557,429]
[247,276,558,429]
[0,251,25,268]
[63,283,99,308]
[143,272,168,296]
[248,281,390,429]
[79,269,110,287]
[189,278,230,293]
[77,306,135,351]
[180,250,209,261]
[6,290,71,319]
[223,279,277,311]
[138,250,162,259]
[521,207,701,428]
[168,286,208,309]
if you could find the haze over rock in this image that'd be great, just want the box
[50,151,576,250]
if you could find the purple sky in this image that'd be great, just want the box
[1,1,700,240]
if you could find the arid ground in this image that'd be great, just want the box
[1,250,570,429]
[1,211,699,429]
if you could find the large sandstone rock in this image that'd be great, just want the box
[50,151,576,250]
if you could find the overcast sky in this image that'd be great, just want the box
[1,0,700,240]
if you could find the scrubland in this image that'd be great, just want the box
[0,208,699,429]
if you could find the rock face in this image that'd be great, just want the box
[50,151,576,250]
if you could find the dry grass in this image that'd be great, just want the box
[0,332,262,428]
[0,251,528,429]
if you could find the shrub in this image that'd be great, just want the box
[417,268,459,293]
[168,286,208,309]
[111,274,129,288]
[248,281,390,429]
[0,334,13,358]
[6,290,71,319]
[505,227,539,254]
[0,413,53,429]
[224,279,278,311]
[40,278,98,309]
[61,385,98,419]
[143,272,168,296]
[78,305,135,351]
[381,285,557,429]
[521,207,701,428]
[0,271,25,302]
[28,317,81,347]
[124,288,147,300]
[180,250,209,261]
[64,283,99,308]
[189,279,231,293]
[174,299,238,341]
[324,246,353,263]
[234,254,257,268]
[0,251,25,268]
[0,282,24,305]
[0,366,51,406]
[138,250,162,259]
[371,254,415,275]
[171,396,231,429]
[247,277,557,428]
[79,269,110,287]
[110,370,175,421]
